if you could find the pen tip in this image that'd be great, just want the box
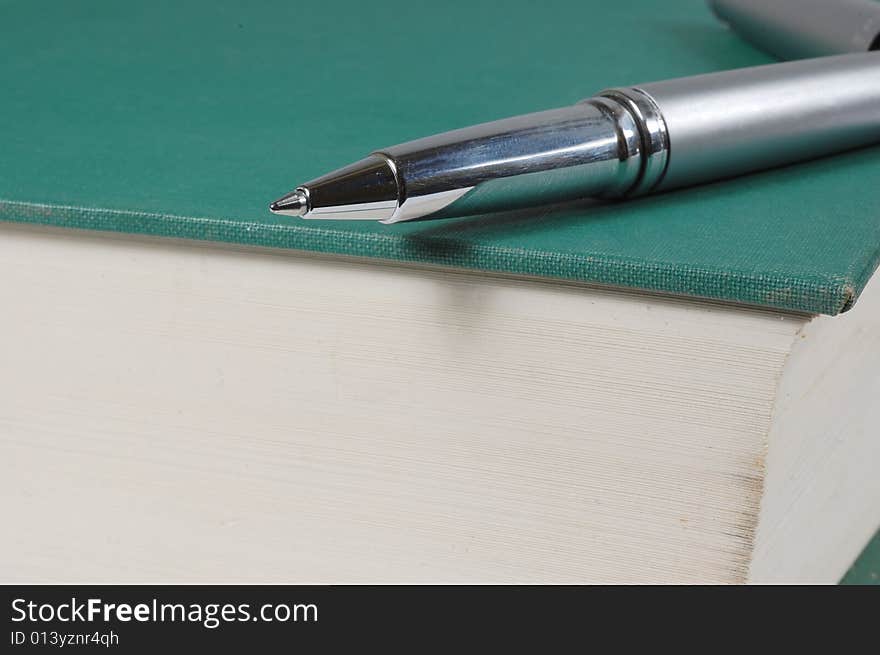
[269,189,309,217]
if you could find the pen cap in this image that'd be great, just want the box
[709,0,880,60]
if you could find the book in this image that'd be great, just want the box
[1,0,878,583]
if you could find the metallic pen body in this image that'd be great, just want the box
[640,52,880,190]
[271,52,880,223]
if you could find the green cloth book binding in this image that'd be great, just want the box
[2,0,879,584]
[2,0,879,315]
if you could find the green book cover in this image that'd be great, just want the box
[1,0,879,315]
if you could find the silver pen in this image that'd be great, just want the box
[270,52,880,224]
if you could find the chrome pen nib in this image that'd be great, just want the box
[269,189,309,217]
[269,155,401,221]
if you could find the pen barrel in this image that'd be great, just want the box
[635,52,880,191]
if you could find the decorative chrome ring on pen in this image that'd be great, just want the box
[592,88,671,197]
